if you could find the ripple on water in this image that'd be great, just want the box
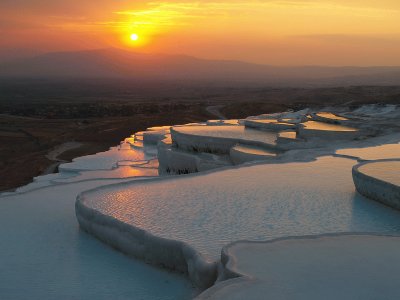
[84,156,400,261]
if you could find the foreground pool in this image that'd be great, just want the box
[77,155,400,288]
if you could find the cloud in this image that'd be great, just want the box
[288,33,400,48]
[1,0,399,65]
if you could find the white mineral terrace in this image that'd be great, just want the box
[278,131,297,139]
[315,112,349,121]
[1,104,400,299]
[298,120,360,140]
[59,142,156,172]
[352,159,400,210]
[231,144,277,156]
[301,120,357,132]
[336,143,400,160]
[78,156,400,265]
[206,119,240,126]
[358,161,400,186]
[170,125,278,154]
[229,144,278,164]
[197,235,400,300]
[244,119,296,131]
[172,125,277,144]
[0,143,194,299]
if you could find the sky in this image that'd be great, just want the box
[1,0,400,66]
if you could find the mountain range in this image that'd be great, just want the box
[1,48,400,86]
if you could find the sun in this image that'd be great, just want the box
[130,33,139,41]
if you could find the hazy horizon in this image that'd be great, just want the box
[1,1,400,67]
[3,46,400,68]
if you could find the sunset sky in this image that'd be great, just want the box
[1,0,400,66]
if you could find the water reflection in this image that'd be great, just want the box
[359,161,400,185]
[337,143,400,160]
[303,121,357,132]
[316,112,348,121]
[85,156,400,261]
[232,144,277,156]
[173,125,278,144]
[57,166,158,183]
[249,119,294,126]
[278,131,297,139]
[350,191,400,232]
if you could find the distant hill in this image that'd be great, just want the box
[0,48,42,64]
[1,48,400,86]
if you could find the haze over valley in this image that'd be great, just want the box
[1,48,400,86]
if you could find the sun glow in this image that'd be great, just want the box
[115,4,187,49]
[130,33,139,41]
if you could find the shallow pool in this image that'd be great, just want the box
[83,156,400,261]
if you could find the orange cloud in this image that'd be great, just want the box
[1,1,400,65]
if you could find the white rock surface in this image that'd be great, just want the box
[143,130,168,144]
[337,143,400,160]
[76,156,400,288]
[229,144,278,164]
[0,130,195,299]
[2,105,399,299]
[158,143,231,174]
[244,119,296,131]
[311,112,349,123]
[353,159,400,209]
[197,234,400,300]
[171,125,278,154]
[0,179,194,299]
[60,141,156,172]
[298,121,359,140]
